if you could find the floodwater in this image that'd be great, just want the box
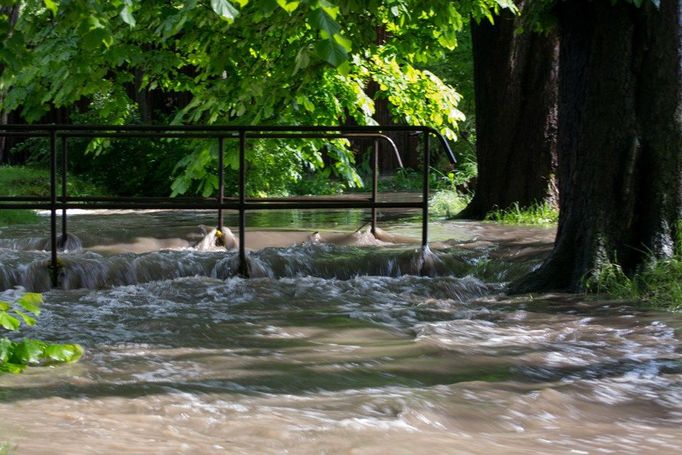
[1,209,681,454]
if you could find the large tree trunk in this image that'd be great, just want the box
[512,0,682,293]
[459,2,559,219]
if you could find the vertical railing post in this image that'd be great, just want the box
[371,139,379,235]
[61,135,68,241]
[49,127,59,287]
[217,136,224,231]
[421,131,430,249]
[238,130,248,276]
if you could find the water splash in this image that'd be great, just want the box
[194,226,238,251]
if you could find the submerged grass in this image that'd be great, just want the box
[0,165,102,196]
[484,201,558,225]
[0,209,40,226]
[587,224,682,311]
[0,165,103,226]
[429,190,469,218]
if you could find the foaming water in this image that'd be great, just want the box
[0,238,541,292]
[1,279,681,454]
[2,211,681,453]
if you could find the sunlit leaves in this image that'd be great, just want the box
[0,338,12,363]
[44,343,84,363]
[43,0,58,16]
[0,312,19,331]
[353,51,464,140]
[0,293,84,374]
[17,292,42,315]
[276,0,300,14]
[317,0,339,19]
[0,338,83,371]
[10,339,46,365]
[120,0,136,27]
[13,310,36,327]
[0,292,42,332]
[310,7,340,36]
[211,0,239,21]
[3,0,482,196]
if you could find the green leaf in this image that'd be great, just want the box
[333,33,352,52]
[336,60,350,75]
[17,293,42,316]
[276,0,300,13]
[310,8,341,37]
[0,312,20,331]
[13,309,36,327]
[315,38,348,67]
[43,0,58,16]
[317,0,339,19]
[10,339,47,365]
[82,27,113,50]
[0,301,10,312]
[211,0,239,20]
[0,362,26,374]
[293,46,311,74]
[170,176,190,197]
[0,338,14,363]
[44,343,84,363]
[120,4,136,28]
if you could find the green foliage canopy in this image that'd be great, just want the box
[1,0,515,196]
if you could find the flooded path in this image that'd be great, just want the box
[1,210,681,453]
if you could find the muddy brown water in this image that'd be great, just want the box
[1,209,681,454]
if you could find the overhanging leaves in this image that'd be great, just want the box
[276,0,300,13]
[44,343,84,363]
[315,38,347,66]
[17,292,42,316]
[309,8,340,37]
[43,0,58,16]
[0,312,20,331]
[211,0,239,21]
[120,1,136,27]
[10,339,47,365]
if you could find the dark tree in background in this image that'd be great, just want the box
[460,1,559,219]
[514,0,682,292]
[0,3,20,163]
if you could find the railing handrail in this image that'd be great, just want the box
[0,124,454,286]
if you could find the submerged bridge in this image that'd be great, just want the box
[0,124,455,285]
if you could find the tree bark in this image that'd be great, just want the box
[134,68,153,123]
[459,2,559,219]
[512,0,682,293]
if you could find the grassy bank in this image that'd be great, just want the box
[0,166,103,226]
[587,224,682,311]
[484,202,559,225]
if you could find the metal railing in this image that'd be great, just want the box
[0,124,455,285]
